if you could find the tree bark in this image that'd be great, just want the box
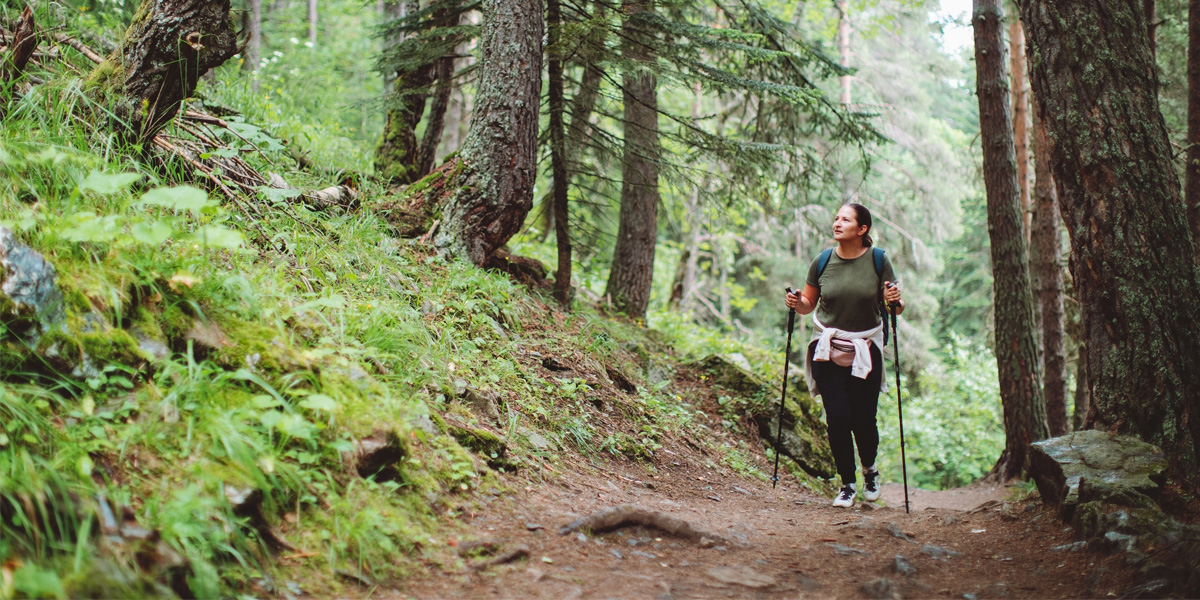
[4,7,36,83]
[433,0,543,265]
[418,54,455,177]
[1145,0,1157,61]
[1009,19,1031,244]
[1074,342,1091,431]
[837,0,850,105]
[308,0,318,45]
[548,0,572,307]
[973,0,1049,480]
[1188,0,1200,266]
[604,0,660,320]
[375,64,435,184]
[1031,103,1069,436]
[88,0,239,143]
[1020,0,1200,480]
[242,0,263,91]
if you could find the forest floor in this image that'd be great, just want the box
[383,422,1140,599]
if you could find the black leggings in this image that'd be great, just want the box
[811,341,883,486]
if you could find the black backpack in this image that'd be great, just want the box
[814,247,892,346]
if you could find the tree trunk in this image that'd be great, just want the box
[973,0,1049,480]
[548,0,572,307]
[1074,343,1091,431]
[1020,0,1200,480]
[1009,19,1031,243]
[1031,103,1069,436]
[375,64,435,184]
[243,0,263,92]
[308,0,318,45]
[1188,0,1200,266]
[418,54,455,177]
[604,0,660,320]
[433,0,543,265]
[837,0,850,105]
[88,0,239,143]
[1145,0,1158,60]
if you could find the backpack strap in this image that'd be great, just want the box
[816,247,835,281]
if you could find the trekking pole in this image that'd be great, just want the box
[772,287,798,489]
[887,282,910,514]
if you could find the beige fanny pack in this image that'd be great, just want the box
[822,338,863,367]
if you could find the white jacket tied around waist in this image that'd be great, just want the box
[805,314,887,397]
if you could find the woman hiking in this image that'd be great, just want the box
[785,203,904,507]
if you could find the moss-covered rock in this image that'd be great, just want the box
[688,354,766,396]
[447,425,517,471]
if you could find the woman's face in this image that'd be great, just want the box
[833,206,867,243]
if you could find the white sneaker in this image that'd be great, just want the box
[832,484,857,508]
[862,466,881,502]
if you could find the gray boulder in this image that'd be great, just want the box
[687,354,834,478]
[0,227,65,344]
[1028,430,1167,520]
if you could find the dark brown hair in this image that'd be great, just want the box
[846,203,873,247]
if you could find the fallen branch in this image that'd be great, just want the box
[4,7,36,81]
[51,32,103,65]
[559,504,733,547]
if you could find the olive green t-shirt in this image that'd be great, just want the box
[805,248,896,332]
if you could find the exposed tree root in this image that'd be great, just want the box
[559,504,732,547]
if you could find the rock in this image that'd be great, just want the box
[132,327,170,361]
[1050,541,1086,552]
[1028,430,1168,520]
[826,543,868,556]
[753,393,836,479]
[410,413,440,436]
[520,429,555,451]
[609,549,623,559]
[687,354,765,395]
[919,544,961,561]
[886,522,918,543]
[459,386,502,424]
[448,425,517,471]
[861,578,901,600]
[349,430,407,481]
[892,555,917,577]
[0,226,65,344]
[705,566,777,589]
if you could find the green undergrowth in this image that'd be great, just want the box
[0,61,785,600]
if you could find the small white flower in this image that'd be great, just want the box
[290,37,299,44]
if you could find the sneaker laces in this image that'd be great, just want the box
[838,485,856,501]
[864,469,879,492]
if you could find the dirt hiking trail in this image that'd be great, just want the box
[389,451,1138,599]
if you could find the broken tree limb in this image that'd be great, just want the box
[52,32,103,65]
[4,7,36,82]
[559,504,733,547]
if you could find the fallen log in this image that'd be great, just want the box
[559,504,733,547]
